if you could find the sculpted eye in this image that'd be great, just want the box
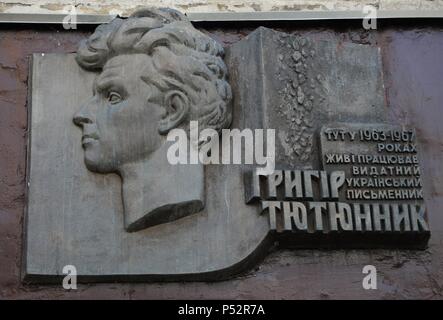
[108,91,122,104]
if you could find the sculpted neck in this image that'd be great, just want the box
[118,141,205,232]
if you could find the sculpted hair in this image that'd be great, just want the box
[76,8,232,135]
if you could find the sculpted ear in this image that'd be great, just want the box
[158,90,190,135]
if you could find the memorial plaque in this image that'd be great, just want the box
[321,123,429,245]
[244,123,429,249]
[23,7,431,283]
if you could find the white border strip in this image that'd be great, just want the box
[0,10,442,24]
[189,10,443,21]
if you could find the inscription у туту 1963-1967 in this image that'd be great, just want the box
[24,7,430,282]
[246,123,429,248]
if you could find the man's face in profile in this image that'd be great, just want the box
[73,54,164,173]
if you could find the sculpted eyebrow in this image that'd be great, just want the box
[95,77,126,93]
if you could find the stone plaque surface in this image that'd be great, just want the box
[24,8,431,283]
[25,53,270,282]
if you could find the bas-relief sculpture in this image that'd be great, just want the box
[72,8,232,231]
[23,8,430,282]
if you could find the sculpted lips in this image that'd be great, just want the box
[81,133,99,147]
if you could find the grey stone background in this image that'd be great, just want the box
[0,21,443,298]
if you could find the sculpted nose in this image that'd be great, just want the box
[73,101,94,127]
